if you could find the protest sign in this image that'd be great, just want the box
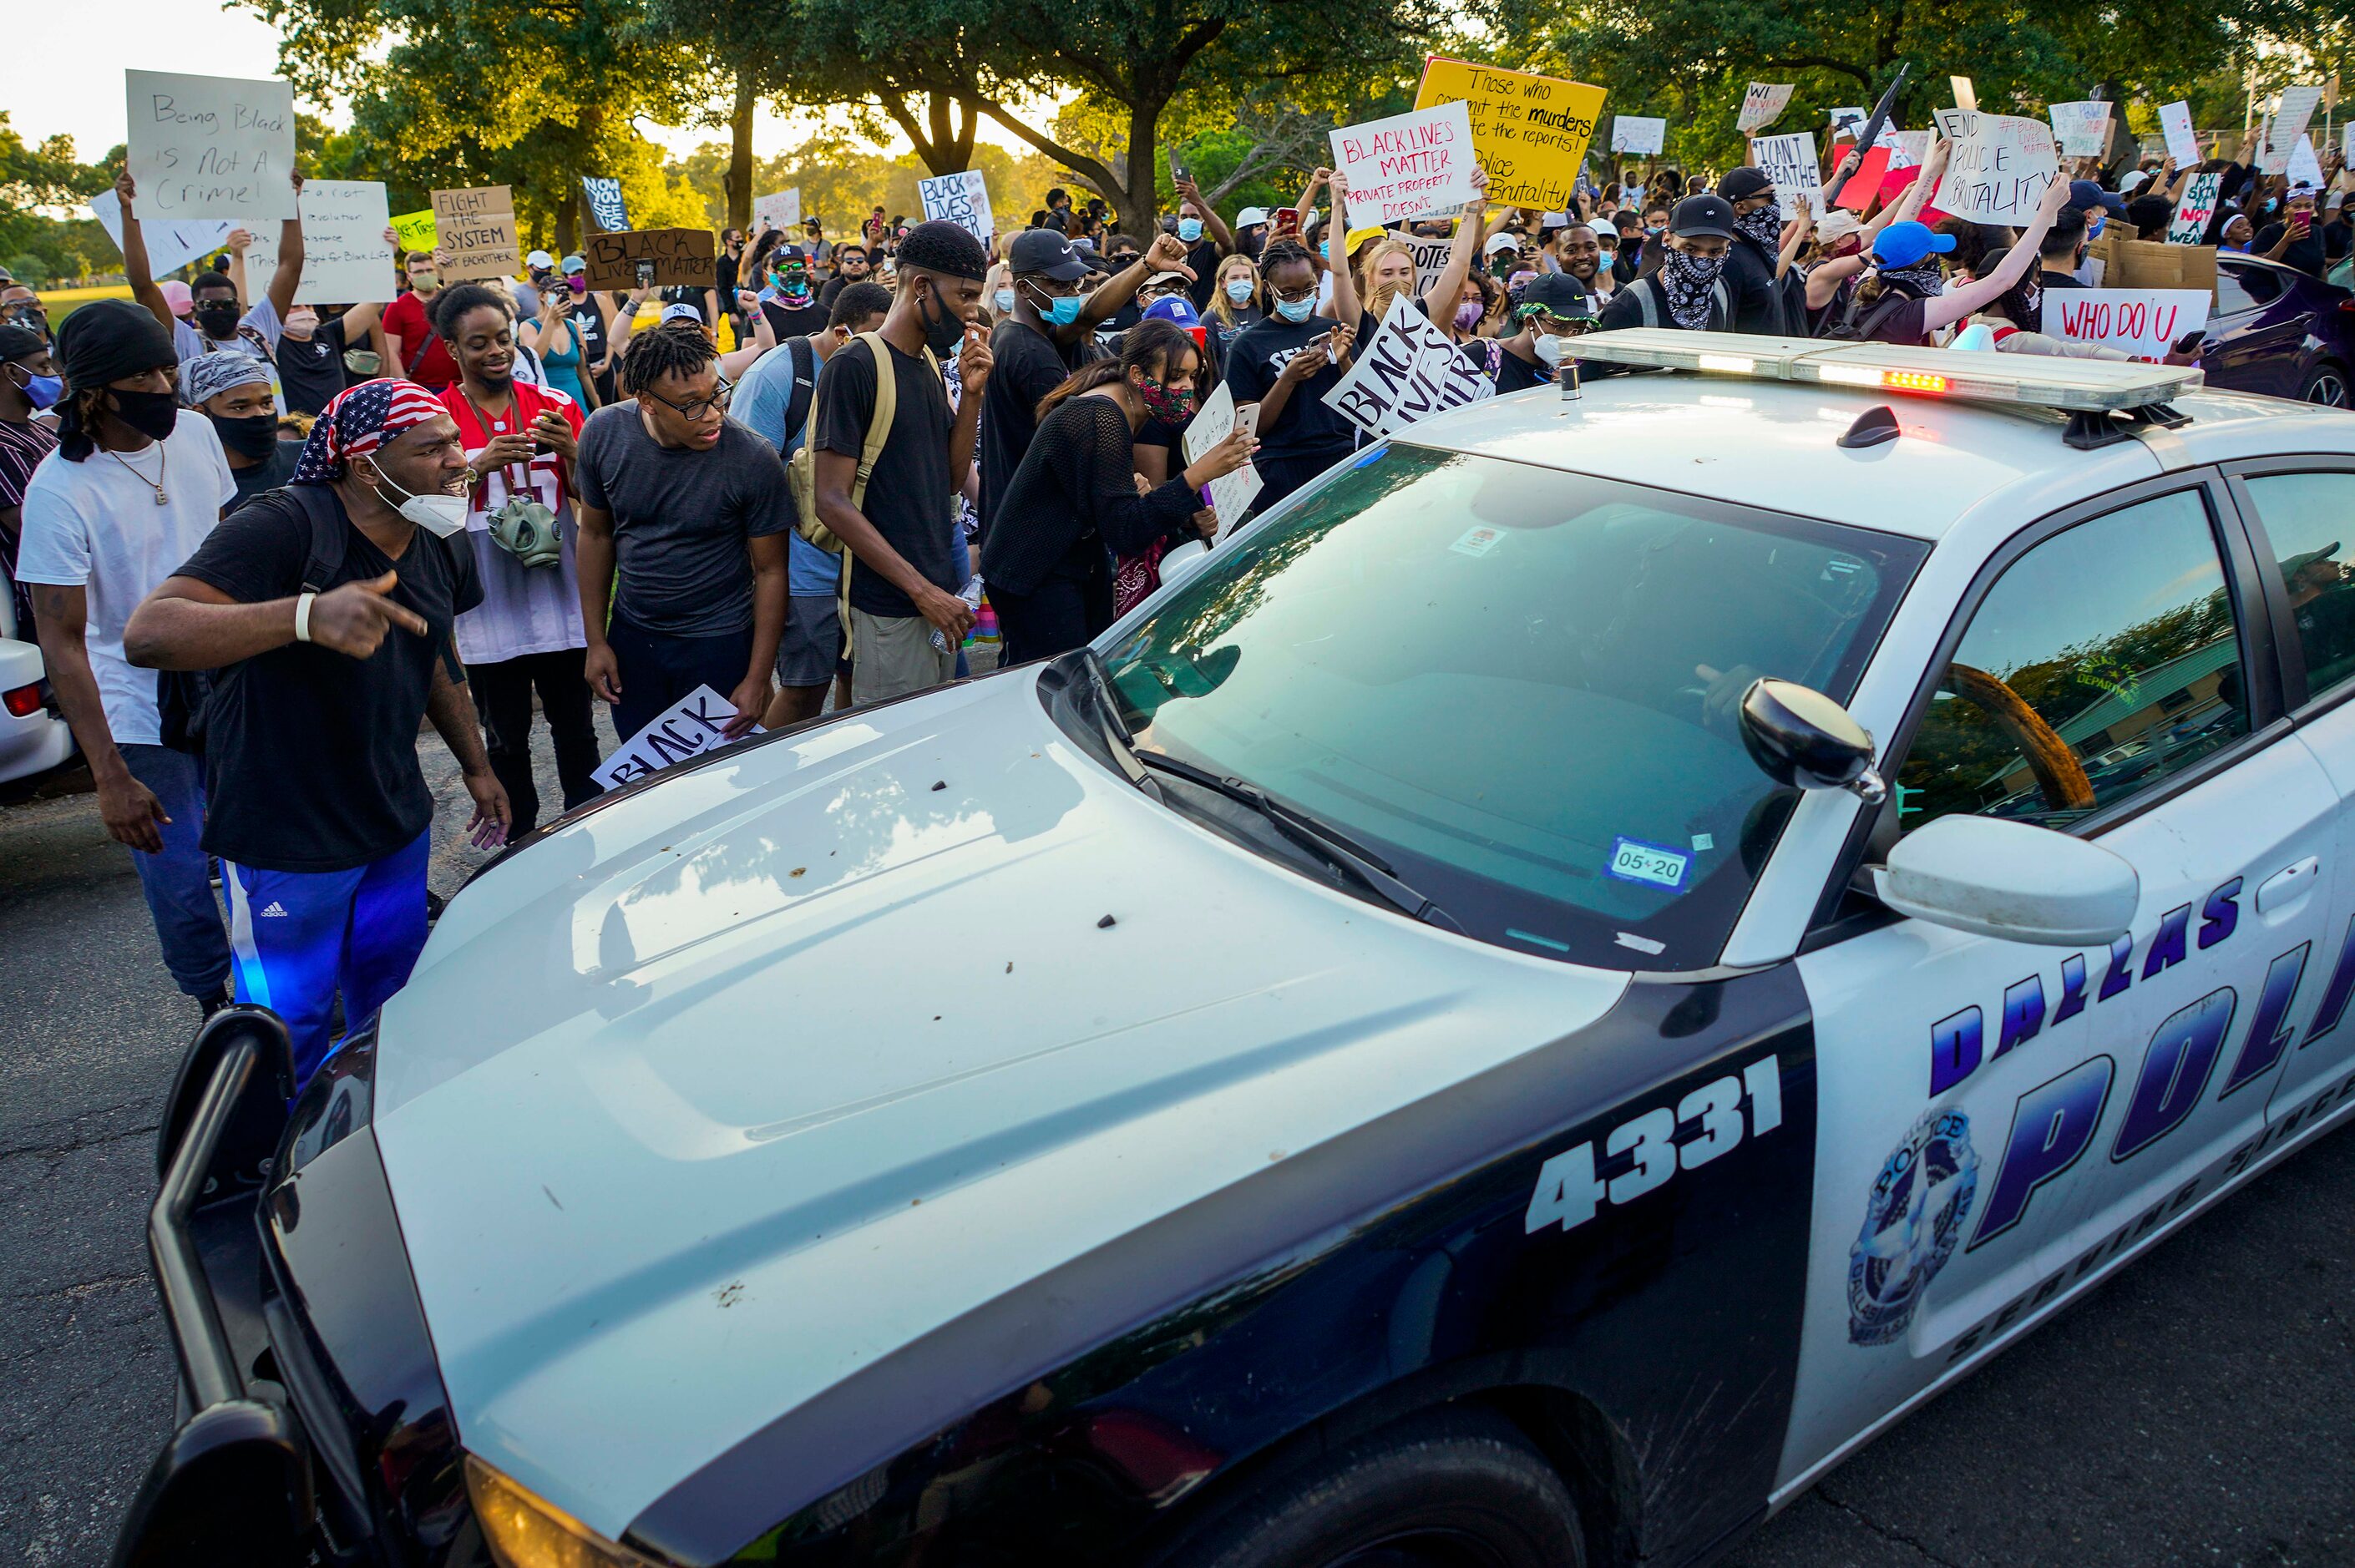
[2288,135,2325,191]
[124,70,297,222]
[1835,149,1893,212]
[2049,101,2111,158]
[1739,83,1794,134]
[2346,121,2355,163]
[918,169,994,240]
[1828,108,1867,140]
[2168,170,2221,244]
[1950,77,1978,111]
[1330,101,1477,225]
[390,209,438,253]
[1931,109,2059,224]
[88,188,232,279]
[754,189,801,232]
[580,227,717,291]
[1416,58,1604,213]
[2270,85,2325,166]
[431,186,519,281]
[1182,382,1267,538]
[2089,230,2217,293]
[1753,133,1823,220]
[1407,234,1455,298]
[2159,100,2201,166]
[580,176,629,233]
[594,685,760,791]
[1322,296,1496,441]
[2049,289,2210,361]
[1611,116,1665,155]
[241,181,392,304]
[1884,129,1932,169]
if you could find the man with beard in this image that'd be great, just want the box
[818,242,874,310]
[1597,195,1736,333]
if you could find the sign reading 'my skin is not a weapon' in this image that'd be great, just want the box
[124,70,296,221]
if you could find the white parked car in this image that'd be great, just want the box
[120,336,2355,1568]
[0,565,71,787]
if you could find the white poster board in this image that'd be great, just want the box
[1931,109,2060,224]
[1610,116,1666,155]
[753,189,802,232]
[1329,100,1477,225]
[89,187,233,280]
[2288,135,2325,191]
[2049,101,2112,159]
[917,170,994,241]
[1883,130,1933,170]
[1321,296,1496,440]
[124,69,296,222]
[2268,85,2326,172]
[2168,171,2221,245]
[1739,83,1794,134]
[1753,133,1824,220]
[594,685,762,790]
[240,181,393,304]
[1180,381,1265,539]
[1407,234,1455,298]
[1828,107,1868,140]
[2160,101,2201,167]
[2049,289,2209,360]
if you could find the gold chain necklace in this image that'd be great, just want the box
[109,443,169,507]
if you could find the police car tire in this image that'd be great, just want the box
[1158,1409,1584,1568]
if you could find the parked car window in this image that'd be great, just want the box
[2242,471,2355,701]
[2216,263,2282,315]
[1895,489,2248,835]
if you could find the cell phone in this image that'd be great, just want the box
[1234,404,1260,439]
[1273,207,1300,235]
[1169,149,1188,185]
[531,412,563,454]
[2171,331,2205,356]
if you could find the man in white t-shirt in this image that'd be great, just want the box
[17,300,235,1015]
[116,168,303,416]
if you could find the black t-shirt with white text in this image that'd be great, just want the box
[812,336,958,620]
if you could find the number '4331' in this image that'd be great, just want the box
[1524,1056,1784,1234]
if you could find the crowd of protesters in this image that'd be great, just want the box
[0,101,2345,1090]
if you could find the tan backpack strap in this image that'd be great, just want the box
[849,331,899,511]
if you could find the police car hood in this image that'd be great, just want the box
[370,670,1628,1542]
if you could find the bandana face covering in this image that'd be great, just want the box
[1659,249,1725,330]
[1880,259,1945,297]
[1735,202,1784,251]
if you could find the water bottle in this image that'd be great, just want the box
[932,574,986,652]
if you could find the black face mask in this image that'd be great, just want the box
[109,387,180,443]
[206,409,279,460]
[194,302,240,339]
[916,281,968,356]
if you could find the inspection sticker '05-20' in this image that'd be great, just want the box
[1608,836,1690,892]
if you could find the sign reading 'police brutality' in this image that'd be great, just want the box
[1415,58,1604,214]
[1931,109,2059,223]
[1323,296,1496,441]
[241,181,393,304]
[1752,133,1823,220]
[125,70,297,222]
[918,170,995,241]
[1739,83,1794,134]
[580,227,717,291]
[431,185,519,281]
[2049,289,2210,360]
[595,685,762,791]
[1330,101,1477,225]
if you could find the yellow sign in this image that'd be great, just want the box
[1416,57,1608,213]
[390,209,438,254]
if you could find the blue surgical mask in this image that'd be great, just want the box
[1225,278,1254,304]
[1178,218,1203,244]
[9,367,61,410]
[1275,296,1315,324]
[2086,214,2106,240]
[1046,294,1086,326]
[1319,240,1331,259]
[994,288,1016,314]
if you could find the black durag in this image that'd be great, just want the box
[54,298,175,461]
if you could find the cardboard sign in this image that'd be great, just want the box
[2160,101,2201,167]
[2049,288,2210,360]
[431,186,519,281]
[1330,101,1478,225]
[594,685,760,790]
[1182,381,1265,537]
[2049,101,2111,159]
[1408,234,1456,298]
[2288,135,2325,191]
[1611,116,1666,155]
[580,175,629,233]
[124,69,297,221]
[1931,109,2059,223]
[1739,83,1793,134]
[240,181,393,304]
[1322,296,1496,440]
[917,169,994,240]
[1950,76,1978,112]
[390,209,438,254]
[2168,171,2221,245]
[580,227,717,291]
[1754,133,1823,220]
[88,187,232,279]
[2089,230,2217,293]
[1415,57,1606,213]
[754,188,801,232]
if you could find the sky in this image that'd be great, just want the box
[12,0,1042,168]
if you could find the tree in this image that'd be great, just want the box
[0,113,122,285]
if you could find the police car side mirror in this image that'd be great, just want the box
[1737,678,1887,804]
[1873,815,2140,946]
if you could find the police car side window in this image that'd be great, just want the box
[2241,472,2355,701]
[1895,490,2250,835]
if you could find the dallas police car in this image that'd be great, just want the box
[122,334,2355,1568]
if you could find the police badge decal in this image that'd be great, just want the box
[1849,1107,1979,1347]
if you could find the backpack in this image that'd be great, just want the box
[1815,286,1918,344]
[1625,275,1733,331]
[787,331,934,557]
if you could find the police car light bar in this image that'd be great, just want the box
[1569,330,2203,412]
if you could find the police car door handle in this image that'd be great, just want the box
[2256,857,2320,916]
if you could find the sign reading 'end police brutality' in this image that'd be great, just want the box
[595,685,763,791]
[125,70,296,222]
[1932,109,2059,225]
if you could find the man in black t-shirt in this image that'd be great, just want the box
[121,380,508,1090]
[813,220,993,704]
[818,243,872,309]
[1493,273,1596,393]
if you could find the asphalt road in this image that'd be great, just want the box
[3,721,2352,1566]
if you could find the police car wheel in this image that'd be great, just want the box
[1158,1409,1584,1568]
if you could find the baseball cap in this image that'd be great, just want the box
[2066,180,2129,220]
[770,244,809,267]
[1871,220,1957,269]
[1008,228,1091,281]
[1517,271,1597,320]
[1484,231,1521,255]
[1235,206,1270,228]
[659,303,702,325]
[1142,294,1203,328]
[1142,270,1192,294]
[1815,210,1864,246]
[561,254,586,274]
[1669,195,1736,239]
[1717,168,1775,203]
[525,249,555,270]
[1539,210,1571,227]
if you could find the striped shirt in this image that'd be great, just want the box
[0,417,61,630]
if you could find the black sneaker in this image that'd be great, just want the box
[198,988,230,1021]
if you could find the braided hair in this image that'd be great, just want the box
[620,319,720,396]
[1259,236,1317,283]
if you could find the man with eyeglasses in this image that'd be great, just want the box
[0,280,47,344]
[574,321,793,745]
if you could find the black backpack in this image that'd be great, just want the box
[1816,285,1918,344]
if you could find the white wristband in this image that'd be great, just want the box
[294,590,317,644]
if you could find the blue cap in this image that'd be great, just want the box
[2067,180,2129,220]
[1871,220,1957,270]
[1142,294,1203,329]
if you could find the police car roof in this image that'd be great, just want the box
[1402,372,2355,543]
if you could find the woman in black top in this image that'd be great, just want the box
[982,320,1254,665]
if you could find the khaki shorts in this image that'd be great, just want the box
[848,607,956,706]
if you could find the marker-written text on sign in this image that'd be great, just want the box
[594,685,762,791]
[1330,101,1477,224]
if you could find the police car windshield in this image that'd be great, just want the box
[1095,443,1927,971]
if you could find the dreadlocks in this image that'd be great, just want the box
[619,320,720,396]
